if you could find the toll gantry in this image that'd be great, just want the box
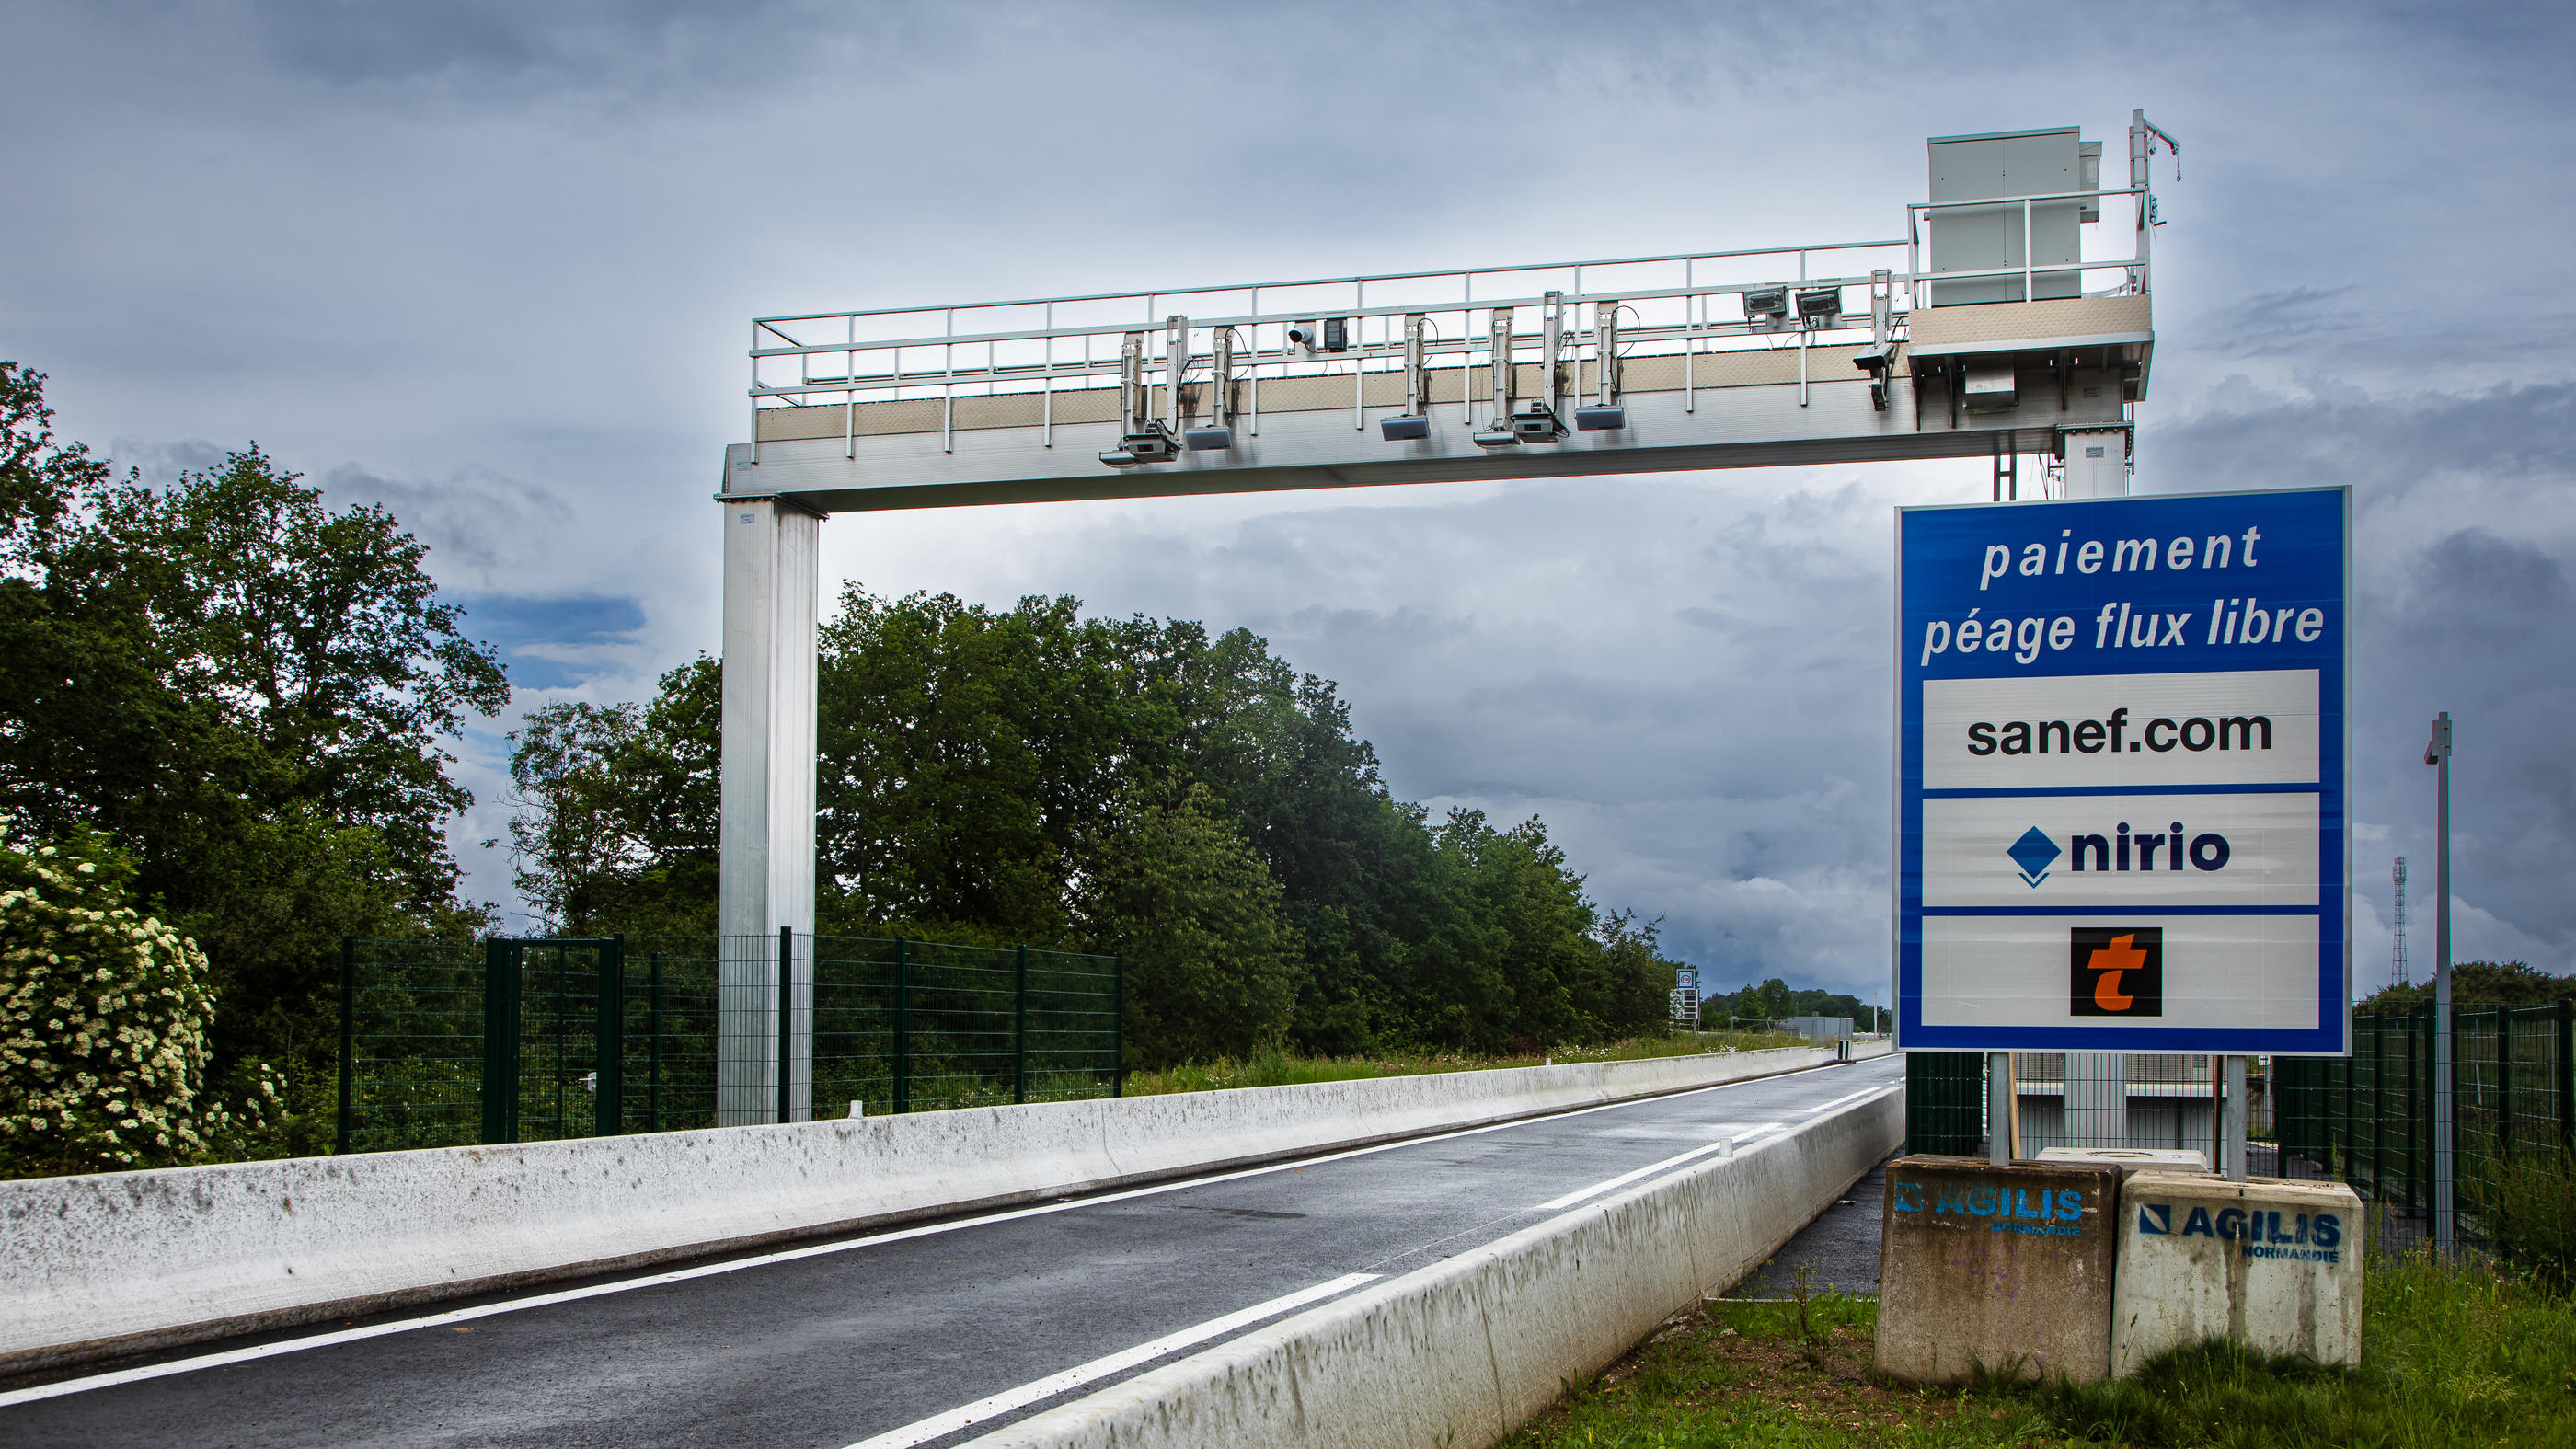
[711,117,2178,1124]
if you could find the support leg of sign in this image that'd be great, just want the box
[2225,1054,2249,1181]
[717,493,821,1126]
[2007,1052,2024,1158]
[1988,1052,2013,1164]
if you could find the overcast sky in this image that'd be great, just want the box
[8,1,2572,1002]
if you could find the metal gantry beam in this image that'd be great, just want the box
[714,120,2170,1121]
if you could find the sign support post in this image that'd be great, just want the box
[2426,711,2454,1249]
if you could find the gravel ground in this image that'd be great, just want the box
[1722,1154,1894,1298]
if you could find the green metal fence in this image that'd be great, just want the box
[1906,1050,1986,1156]
[2273,1000,2574,1235]
[337,932,1121,1154]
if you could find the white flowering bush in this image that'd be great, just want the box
[0,834,277,1176]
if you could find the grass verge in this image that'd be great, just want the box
[1120,1032,1813,1096]
[1495,1249,2576,1447]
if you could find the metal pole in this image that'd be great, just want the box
[336,937,356,1156]
[480,940,521,1145]
[649,951,662,1133]
[778,926,794,1125]
[1988,1052,2011,1164]
[596,937,625,1137]
[2427,711,2455,1249]
[2498,1007,2514,1167]
[2413,1005,2429,1216]
[893,938,911,1115]
[1112,952,1126,1098]
[2372,1013,2386,1192]
[2339,1049,2353,1177]
[2556,996,2573,1154]
[553,947,567,1139]
[717,496,821,1127]
[1014,945,1029,1106]
[1540,292,1562,414]
[2210,1055,2223,1169]
[2225,1055,2248,1182]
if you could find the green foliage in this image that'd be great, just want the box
[510,583,1696,1064]
[1090,782,1300,1070]
[1700,977,1875,1029]
[2464,1145,2576,1288]
[0,833,283,1175]
[0,362,503,1158]
[2360,959,2574,1008]
[1119,1032,1799,1097]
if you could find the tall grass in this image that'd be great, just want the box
[1121,1031,1809,1096]
[2463,1144,2576,1288]
[1495,1245,2576,1447]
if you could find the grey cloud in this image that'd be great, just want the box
[2155,385,2576,964]
[105,437,235,488]
[17,1,2576,985]
[320,462,574,578]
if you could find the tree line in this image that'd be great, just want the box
[4,359,1696,1155]
[510,584,1687,1069]
[2,363,502,1154]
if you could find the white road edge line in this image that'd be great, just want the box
[1799,1085,1892,1116]
[0,1055,1891,1408]
[1529,1124,1781,1213]
[1527,1080,1900,1213]
[836,1273,1381,1449]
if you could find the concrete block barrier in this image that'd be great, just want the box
[1875,1156,2122,1385]
[2112,1170,2363,1374]
[0,1041,1883,1374]
[959,1089,1906,1449]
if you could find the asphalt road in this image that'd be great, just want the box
[3,1054,1903,1449]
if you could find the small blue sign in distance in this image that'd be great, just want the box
[1894,487,2350,1055]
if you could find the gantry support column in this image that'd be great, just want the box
[2056,424,2133,1149]
[718,495,820,1125]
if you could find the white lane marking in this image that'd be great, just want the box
[836,1272,1379,1449]
[1524,1079,1901,1213]
[1800,1085,1895,1116]
[0,1057,1882,1408]
[1529,1124,1781,1213]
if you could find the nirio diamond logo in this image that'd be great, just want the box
[2007,826,2061,888]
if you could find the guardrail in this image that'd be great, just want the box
[2,1041,1884,1374]
[964,1083,1904,1449]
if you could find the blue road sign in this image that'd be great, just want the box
[1895,488,2351,1054]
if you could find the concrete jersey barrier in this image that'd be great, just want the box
[0,1041,1883,1374]
[961,1087,1906,1449]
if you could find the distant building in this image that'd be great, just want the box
[1778,1015,1856,1043]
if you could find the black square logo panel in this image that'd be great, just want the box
[2069,926,2164,1017]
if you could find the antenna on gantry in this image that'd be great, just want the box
[2392,857,2409,987]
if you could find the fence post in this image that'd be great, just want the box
[2339,1041,2359,1180]
[2400,1005,2421,1216]
[480,939,522,1144]
[1111,951,1125,1098]
[596,936,626,1138]
[778,926,794,1125]
[1013,944,1029,1107]
[2497,1007,2514,1167]
[2559,997,2574,1155]
[336,937,356,1156]
[2405,1010,2421,1215]
[2370,1014,2386,1194]
[893,937,910,1115]
[649,951,663,1133]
